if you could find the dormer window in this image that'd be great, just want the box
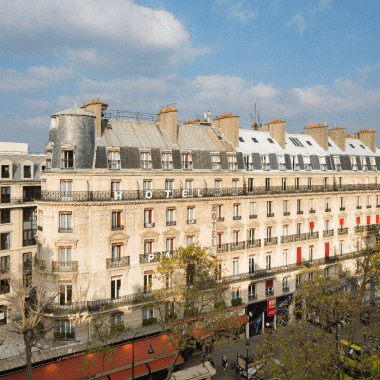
[244,155,253,171]
[140,151,152,169]
[211,154,220,170]
[361,157,367,171]
[320,156,327,171]
[304,156,311,171]
[228,154,237,170]
[46,150,52,169]
[278,156,286,171]
[107,150,121,170]
[162,152,173,170]
[23,166,32,179]
[291,156,299,171]
[351,156,357,171]
[61,150,74,169]
[333,156,341,171]
[181,153,192,170]
[370,157,377,171]
[261,155,270,171]
[1,165,10,179]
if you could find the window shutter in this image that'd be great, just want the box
[377,215,379,224]
[309,222,314,229]
[325,242,329,258]
[367,215,371,225]
[340,218,344,225]
[297,247,301,264]
[357,217,360,224]
[266,279,273,288]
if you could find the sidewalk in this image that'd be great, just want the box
[182,334,267,380]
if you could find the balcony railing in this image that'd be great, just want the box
[294,233,307,242]
[323,229,334,237]
[366,224,380,232]
[106,256,130,269]
[267,213,274,217]
[357,206,362,209]
[212,163,221,170]
[217,217,224,222]
[139,252,161,264]
[229,163,238,170]
[246,239,261,249]
[233,216,241,220]
[111,225,124,231]
[355,225,366,233]
[52,261,78,272]
[338,227,348,235]
[248,294,257,301]
[144,222,155,228]
[23,239,36,247]
[245,163,254,171]
[281,235,294,244]
[58,227,73,233]
[340,207,345,211]
[307,231,319,240]
[166,221,176,226]
[230,241,246,251]
[107,160,121,170]
[217,243,229,253]
[187,219,196,224]
[264,237,278,246]
[367,205,372,208]
[297,210,303,215]
[162,162,173,170]
[249,214,257,219]
[283,287,290,294]
[325,208,331,212]
[266,289,274,297]
[141,160,152,169]
[309,209,316,213]
[61,159,74,169]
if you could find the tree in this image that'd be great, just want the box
[78,310,128,380]
[3,258,58,380]
[145,244,243,380]
[256,260,380,380]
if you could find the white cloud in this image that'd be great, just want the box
[215,0,257,25]
[0,0,205,76]
[319,0,331,10]
[27,66,76,83]
[359,61,380,80]
[0,69,47,92]
[287,14,306,36]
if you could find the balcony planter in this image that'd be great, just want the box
[231,297,242,307]
[142,317,157,326]
[214,300,226,311]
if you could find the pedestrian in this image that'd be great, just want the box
[222,354,228,371]
[371,300,375,307]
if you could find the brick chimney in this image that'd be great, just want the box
[213,113,240,147]
[157,107,178,145]
[81,98,108,138]
[303,124,329,151]
[328,126,346,152]
[355,129,377,153]
[264,119,286,149]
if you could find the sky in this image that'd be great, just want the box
[1,0,380,152]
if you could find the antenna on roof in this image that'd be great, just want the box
[75,102,77,108]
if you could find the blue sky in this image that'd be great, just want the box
[1,0,380,152]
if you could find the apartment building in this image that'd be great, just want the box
[7,100,377,344]
[0,143,44,324]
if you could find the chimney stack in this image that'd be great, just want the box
[303,123,329,151]
[355,129,377,153]
[157,107,178,145]
[328,126,346,152]
[213,113,240,147]
[81,99,108,138]
[264,119,286,149]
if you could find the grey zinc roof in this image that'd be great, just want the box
[0,154,45,181]
[286,134,326,156]
[345,138,377,156]
[52,106,96,118]
[237,129,285,155]
[99,119,175,149]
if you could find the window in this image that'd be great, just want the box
[211,154,221,170]
[112,244,122,261]
[233,259,239,275]
[181,153,192,169]
[249,257,255,274]
[187,206,195,223]
[309,221,314,233]
[296,223,301,236]
[296,275,301,290]
[325,267,330,279]
[59,283,72,306]
[232,179,238,195]
[59,212,72,232]
[0,233,10,250]
[309,272,314,280]
[267,201,273,217]
[306,141,313,146]
[23,207,36,247]
[340,197,344,209]
[217,204,223,220]
[283,278,289,292]
[278,155,285,170]
[239,137,245,142]
[144,240,153,254]
[1,186,10,203]
[334,156,341,171]
[187,264,195,286]
[377,195,380,206]
[339,242,343,255]
[111,313,123,326]
[111,181,121,200]
[228,155,237,170]
[248,228,255,242]
[60,180,72,200]
[291,156,299,170]
[261,155,270,171]
[144,209,154,227]
[324,177,328,189]
[265,178,271,191]
[338,177,343,188]
[351,156,358,171]
[112,210,123,229]
[166,237,174,253]
[297,199,302,214]
[143,307,154,320]
[54,320,74,340]
[367,195,371,208]
[141,151,152,169]
[248,284,256,300]
[325,220,330,231]
[309,246,313,261]
[231,287,240,300]
[283,225,288,237]
[1,209,10,224]
[283,200,288,213]
[59,247,72,264]
[244,155,253,170]
[266,227,272,240]
[107,150,121,169]
[320,156,327,171]
[162,152,173,170]
[265,279,273,296]
[357,196,361,208]
[0,306,7,325]
[185,179,194,196]
[61,150,74,169]
[325,198,330,211]
[217,233,223,248]
[295,177,300,190]
[215,179,222,196]
[304,156,311,170]
[248,178,254,192]
[266,254,271,270]
[187,235,194,247]
[283,251,287,267]
[308,177,312,189]
[282,178,286,190]
[0,277,9,294]
[361,157,367,171]
[233,230,239,244]
[0,255,10,273]
[166,207,176,225]
[233,203,240,219]
[250,202,256,217]
[111,277,122,299]
[165,180,174,198]
[1,165,10,179]
[144,273,152,293]
[46,150,52,169]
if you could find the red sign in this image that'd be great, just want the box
[267,298,277,316]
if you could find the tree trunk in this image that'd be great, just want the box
[166,347,182,380]
[25,343,33,380]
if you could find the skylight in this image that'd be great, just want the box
[349,144,355,148]
[239,137,244,142]
[252,138,258,143]
[268,138,274,144]
[306,141,313,146]
[360,144,365,149]
[328,143,332,147]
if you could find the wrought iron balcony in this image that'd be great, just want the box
[323,229,334,237]
[340,207,345,211]
[141,160,152,169]
[294,233,307,242]
[166,221,176,226]
[111,225,124,231]
[281,235,294,244]
[144,222,155,228]
[267,213,274,217]
[338,227,348,235]
[23,239,36,247]
[283,287,290,294]
[229,162,238,170]
[233,216,241,220]
[106,256,130,269]
[309,209,316,213]
[248,294,257,301]
[107,160,121,170]
[249,214,257,219]
[52,261,78,272]
[230,241,245,251]
[217,243,229,253]
[187,219,196,224]
[283,212,290,216]
[139,252,160,264]
[325,208,331,212]
[367,205,372,208]
[307,231,319,240]
[246,239,261,249]
[355,225,365,233]
[217,217,224,222]
[357,206,362,209]
[266,289,274,297]
[297,210,303,215]
[58,227,73,233]
[264,237,278,246]
[162,161,174,170]
[366,224,380,232]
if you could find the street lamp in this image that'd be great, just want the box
[246,339,250,375]
[132,332,155,380]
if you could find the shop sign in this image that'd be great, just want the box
[267,298,277,316]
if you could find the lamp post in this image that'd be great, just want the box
[245,339,250,378]
[132,332,155,380]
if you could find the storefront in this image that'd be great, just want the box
[0,335,184,380]
[247,294,293,336]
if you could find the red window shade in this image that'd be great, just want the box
[367,215,371,225]
[117,212,121,226]
[297,247,301,264]
[356,217,361,224]
[112,242,123,246]
[233,257,239,260]
[377,215,379,223]
[340,218,344,225]
[266,279,273,288]
[309,222,314,229]
[144,270,153,275]
[325,242,329,258]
